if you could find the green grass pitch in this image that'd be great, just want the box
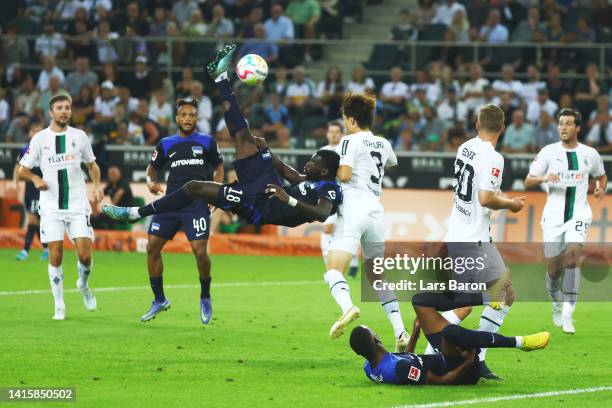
[1,249,611,407]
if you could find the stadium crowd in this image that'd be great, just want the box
[0,0,610,156]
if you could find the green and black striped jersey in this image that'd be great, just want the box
[529,142,605,226]
[19,126,96,213]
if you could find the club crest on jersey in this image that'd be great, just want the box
[192,145,203,156]
[408,366,421,381]
[491,167,501,178]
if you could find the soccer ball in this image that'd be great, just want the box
[236,54,268,86]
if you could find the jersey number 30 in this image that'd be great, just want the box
[453,159,474,203]
[370,151,383,184]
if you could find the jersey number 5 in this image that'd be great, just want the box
[370,151,383,184]
[454,159,475,203]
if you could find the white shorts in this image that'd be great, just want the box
[39,210,94,244]
[329,205,385,259]
[542,219,590,258]
[446,242,506,287]
[323,213,337,226]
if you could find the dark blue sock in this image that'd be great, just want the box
[442,324,516,348]
[139,186,193,217]
[215,78,247,136]
[200,277,211,299]
[24,224,37,251]
[150,276,165,302]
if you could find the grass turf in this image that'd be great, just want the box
[1,249,611,407]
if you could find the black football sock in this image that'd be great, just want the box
[24,224,37,252]
[139,186,193,217]
[200,277,211,299]
[215,78,248,137]
[412,292,486,311]
[442,324,516,348]
[149,276,166,302]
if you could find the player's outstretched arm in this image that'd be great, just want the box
[524,173,559,189]
[271,155,305,184]
[265,184,332,222]
[479,190,525,213]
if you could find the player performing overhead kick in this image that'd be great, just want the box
[102,44,342,231]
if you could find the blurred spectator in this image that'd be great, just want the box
[533,111,559,149]
[265,3,295,66]
[263,92,291,148]
[35,19,66,61]
[127,111,145,144]
[501,110,533,153]
[72,85,95,126]
[55,0,85,21]
[448,9,469,43]
[36,76,66,123]
[149,6,169,36]
[175,68,193,99]
[473,85,501,123]
[479,9,508,43]
[65,57,98,97]
[156,22,186,67]
[492,64,523,106]
[585,112,612,154]
[183,9,207,36]
[558,93,573,111]
[67,18,96,62]
[239,25,279,64]
[591,0,612,29]
[172,0,198,30]
[94,166,135,229]
[136,99,161,145]
[346,66,375,94]
[239,7,264,38]
[315,66,344,120]
[520,65,546,105]
[186,80,212,134]
[207,4,235,39]
[410,69,437,105]
[380,66,410,120]
[149,89,173,133]
[546,63,572,104]
[118,1,149,36]
[589,96,612,126]
[416,0,437,28]
[545,13,565,42]
[511,6,545,42]
[13,77,39,118]
[5,113,29,143]
[395,117,416,151]
[285,65,317,134]
[37,56,65,92]
[286,0,320,62]
[27,0,49,26]
[437,88,468,128]
[498,92,516,129]
[526,89,558,125]
[116,25,148,66]
[575,64,606,114]
[574,16,595,43]
[94,81,120,125]
[2,26,29,66]
[391,9,418,41]
[127,56,153,99]
[446,126,468,152]
[268,66,289,97]
[117,87,139,113]
[100,63,119,85]
[419,106,446,151]
[0,88,9,133]
[96,19,119,64]
[432,0,466,26]
[461,64,489,112]
[408,87,430,118]
[319,0,343,39]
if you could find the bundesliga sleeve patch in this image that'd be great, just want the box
[491,167,501,178]
[408,366,421,382]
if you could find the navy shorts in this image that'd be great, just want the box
[148,200,210,241]
[24,185,40,215]
[215,148,281,221]
[422,350,482,385]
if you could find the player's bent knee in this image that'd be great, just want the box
[78,254,92,266]
[183,180,200,196]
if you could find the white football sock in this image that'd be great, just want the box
[129,207,141,220]
[515,336,523,348]
[324,269,353,314]
[477,304,511,361]
[77,260,92,289]
[214,71,229,82]
[424,310,463,354]
[562,267,580,317]
[546,272,562,302]
[376,287,405,338]
[48,264,64,308]
[350,256,359,268]
[320,232,331,263]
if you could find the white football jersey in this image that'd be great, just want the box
[529,142,605,226]
[20,126,95,213]
[338,131,397,210]
[445,137,504,242]
[321,143,340,153]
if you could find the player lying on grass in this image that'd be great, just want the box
[103,44,342,228]
[350,295,550,385]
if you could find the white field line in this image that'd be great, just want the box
[394,386,612,408]
[0,280,322,296]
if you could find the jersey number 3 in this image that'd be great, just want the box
[454,159,474,203]
[370,151,383,184]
